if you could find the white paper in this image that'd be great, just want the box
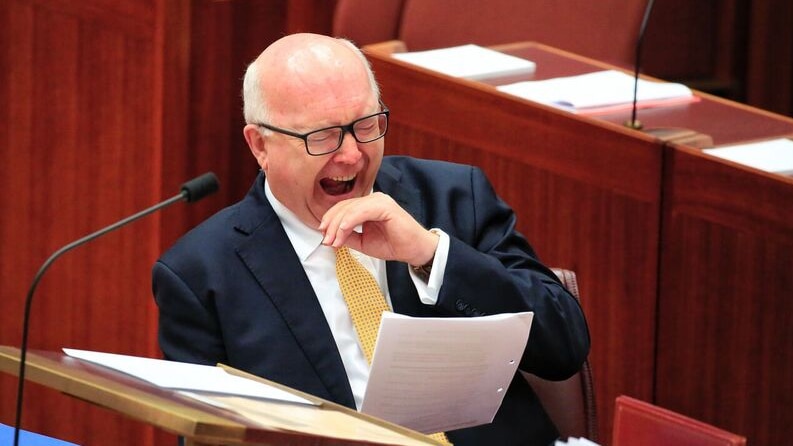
[63,348,314,405]
[497,70,693,114]
[392,44,536,80]
[361,311,533,434]
[703,138,793,175]
[555,437,600,446]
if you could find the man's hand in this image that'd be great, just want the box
[319,192,439,266]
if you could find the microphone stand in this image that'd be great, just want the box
[623,0,713,148]
[13,172,218,446]
[625,0,656,130]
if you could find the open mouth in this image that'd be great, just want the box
[320,174,356,196]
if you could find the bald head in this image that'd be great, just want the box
[243,33,380,125]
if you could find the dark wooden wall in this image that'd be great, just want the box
[644,0,793,116]
[0,0,332,444]
[0,0,788,444]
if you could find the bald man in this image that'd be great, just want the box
[153,33,590,445]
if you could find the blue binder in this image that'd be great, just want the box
[0,424,78,445]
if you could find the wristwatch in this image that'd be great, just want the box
[410,229,439,281]
[410,257,433,282]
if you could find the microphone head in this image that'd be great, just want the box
[181,172,220,203]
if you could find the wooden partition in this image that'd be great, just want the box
[0,0,332,444]
[363,40,793,445]
[657,145,793,446]
[0,1,189,444]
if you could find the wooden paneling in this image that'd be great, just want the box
[744,0,793,116]
[0,0,186,444]
[658,147,793,445]
[162,0,321,245]
[0,0,333,444]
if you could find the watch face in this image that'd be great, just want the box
[411,263,432,281]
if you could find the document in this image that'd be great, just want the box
[392,44,536,80]
[496,70,697,115]
[703,137,793,175]
[361,311,534,434]
[63,348,314,405]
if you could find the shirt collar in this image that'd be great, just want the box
[264,178,324,262]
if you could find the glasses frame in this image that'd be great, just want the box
[253,103,390,156]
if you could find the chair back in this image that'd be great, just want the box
[521,268,598,441]
[612,395,747,446]
[333,0,647,66]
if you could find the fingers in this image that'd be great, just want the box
[319,193,434,264]
[319,193,389,247]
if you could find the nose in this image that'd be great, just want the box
[331,131,362,164]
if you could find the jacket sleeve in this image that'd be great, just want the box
[433,165,591,380]
[152,260,228,366]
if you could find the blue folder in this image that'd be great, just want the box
[0,423,78,445]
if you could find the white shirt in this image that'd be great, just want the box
[264,179,449,409]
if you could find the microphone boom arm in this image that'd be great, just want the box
[13,172,218,446]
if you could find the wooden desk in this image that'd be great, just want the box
[363,41,793,445]
[0,346,437,446]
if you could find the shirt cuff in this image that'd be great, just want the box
[408,228,449,305]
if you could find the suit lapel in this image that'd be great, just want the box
[232,174,355,407]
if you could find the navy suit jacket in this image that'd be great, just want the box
[153,156,590,445]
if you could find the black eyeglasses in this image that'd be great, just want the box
[254,105,390,156]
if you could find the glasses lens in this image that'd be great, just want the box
[306,128,343,155]
[353,113,388,143]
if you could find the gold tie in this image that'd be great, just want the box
[335,246,390,364]
[335,247,452,445]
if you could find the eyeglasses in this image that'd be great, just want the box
[254,106,390,156]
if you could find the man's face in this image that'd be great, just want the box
[250,88,384,229]
[243,36,385,229]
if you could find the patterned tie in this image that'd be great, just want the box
[335,246,390,364]
[335,247,452,445]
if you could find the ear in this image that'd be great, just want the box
[243,124,269,171]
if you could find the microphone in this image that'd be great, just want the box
[624,0,656,130]
[12,172,220,446]
[623,0,714,148]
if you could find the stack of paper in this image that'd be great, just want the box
[496,70,697,115]
[702,138,793,175]
[392,44,536,80]
[63,348,314,405]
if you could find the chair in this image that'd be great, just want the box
[520,268,598,442]
[333,0,648,67]
[612,395,747,446]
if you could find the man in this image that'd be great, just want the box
[153,33,590,445]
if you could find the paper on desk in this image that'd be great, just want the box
[497,70,696,115]
[703,138,793,175]
[392,44,536,80]
[361,311,533,434]
[63,348,314,405]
